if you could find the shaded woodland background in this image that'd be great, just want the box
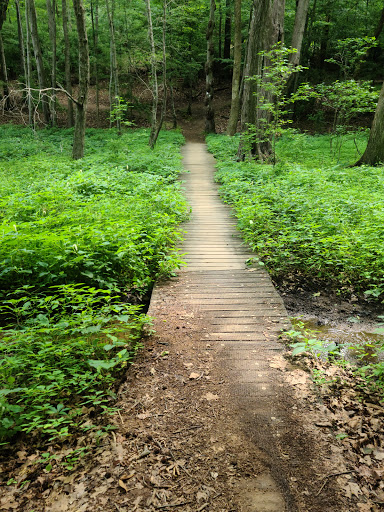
[1,0,384,135]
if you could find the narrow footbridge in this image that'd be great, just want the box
[149,142,297,510]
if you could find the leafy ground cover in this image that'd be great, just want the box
[207,131,384,393]
[207,131,384,298]
[0,126,189,443]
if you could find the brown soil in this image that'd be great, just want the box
[0,307,360,511]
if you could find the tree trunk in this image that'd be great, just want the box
[46,0,57,125]
[169,83,177,128]
[145,0,160,148]
[15,0,27,83]
[374,4,384,40]
[237,0,285,160]
[90,0,99,122]
[205,0,216,133]
[151,0,167,145]
[26,0,51,125]
[72,0,90,160]
[24,0,33,126]
[62,0,74,126]
[0,33,11,109]
[0,0,10,110]
[223,0,231,60]
[286,0,310,93]
[355,82,384,166]
[106,0,120,132]
[289,0,310,66]
[227,0,241,135]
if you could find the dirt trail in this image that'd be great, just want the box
[140,141,354,512]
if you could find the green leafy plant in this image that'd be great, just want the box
[285,320,338,358]
[325,37,378,79]
[206,131,384,300]
[109,96,134,135]
[0,126,189,443]
[244,43,316,164]
[315,80,377,159]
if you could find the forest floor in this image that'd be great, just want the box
[1,83,384,511]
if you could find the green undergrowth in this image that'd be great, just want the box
[0,126,189,443]
[206,131,384,299]
[286,319,384,398]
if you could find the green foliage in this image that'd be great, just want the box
[0,126,189,442]
[244,43,315,163]
[109,96,134,133]
[285,320,337,357]
[286,318,384,395]
[0,285,148,441]
[325,37,378,78]
[206,131,384,298]
[314,80,378,159]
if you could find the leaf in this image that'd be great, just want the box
[87,359,117,370]
[291,344,307,356]
[189,372,200,380]
[118,479,129,492]
[204,392,219,401]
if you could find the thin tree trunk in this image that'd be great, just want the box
[72,0,90,159]
[169,82,177,128]
[0,0,10,110]
[0,33,11,110]
[151,0,167,145]
[106,0,120,132]
[374,4,384,39]
[355,4,384,77]
[223,0,231,60]
[15,0,27,83]
[227,0,241,135]
[0,0,7,28]
[286,0,310,93]
[355,81,384,166]
[46,0,57,125]
[26,0,51,125]
[205,0,216,133]
[145,0,159,148]
[62,0,74,126]
[24,0,33,126]
[90,0,99,122]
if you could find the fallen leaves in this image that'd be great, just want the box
[204,392,219,401]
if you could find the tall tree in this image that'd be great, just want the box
[106,0,120,131]
[24,0,33,125]
[90,0,99,123]
[15,0,27,83]
[286,0,310,93]
[355,82,384,166]
[46,0,57,125]
[226,0,241,135]
[26,0,51,124]
[289,0,310,67]
[205,0,216,133]
[72,0,90,159]
[238,0,285,160]
[0,0,10,109]
[223,0,231,60]
[145,0,159,148]
[62,0,74,126]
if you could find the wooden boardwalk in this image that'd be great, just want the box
[149,142,296,510]
[151,142,290,390]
